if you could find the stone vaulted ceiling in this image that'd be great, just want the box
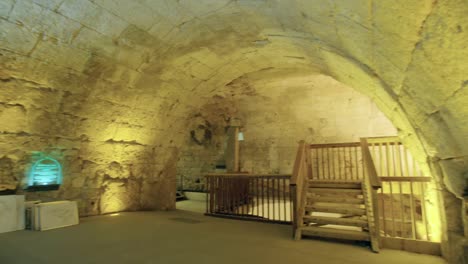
[0,0,467,215]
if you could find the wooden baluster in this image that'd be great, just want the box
[256,177,259,217]
[283,178,287,222]
[392,142,404,237]
[399,181,405,238]
[223,177,227,214]
[210,177,214,213]
[318,148,323,180]
[329,147,333,179]
[206,176,209,214]
[213,177,217,213]
[272,177,276,221]
[354,146,360,179]
[347,146,353,180]
[231,178,236,215]
[385,142,391,177]
[218,177,222,213]
[314,148,319,180]
[381,182,387,237]
[372,143,378,176]
[378,143,384,177]
[409,181,417,239]
[207,177,210,213]
[227,177,232,214]
[308,148,313,180]
[342,147,346,180]
[342,146,347,180]
[397,143,405,177]
[239,179,244,216]
[267,178,271,220]
[336,147,342,180]
[389,181,396,237]
[219,177,223,213]
[239,178,243,216]
[277,177,280,221]
[327,147,332,180]
[219,177,222,213]
[262,178,265,219]
[320,148,325,180]
[220,177,223,213]
[288,177,292,222]
[242,178,246,216]
[246,178,251,216]
[390,142,396,177]
[420,182,430,241]
[232,177,236,214]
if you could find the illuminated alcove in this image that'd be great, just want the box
[26,157,63,191]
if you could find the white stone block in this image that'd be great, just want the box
[35,201,79,231]
[0,195,25,233]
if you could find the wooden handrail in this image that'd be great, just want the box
[290,140,310,239]
[379,176,432,182]
[360,137,383,252]
[365,136,401,144]
[291,140,306,185]
[360,138,381,188]
[206,173,291,178]
[309,142,361,148]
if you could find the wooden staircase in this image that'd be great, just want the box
[290,140,381,252]
[297,180,372,243]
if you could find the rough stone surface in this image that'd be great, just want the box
[0,1,466,262]
[177,73,397,191]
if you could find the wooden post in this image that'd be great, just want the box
[226,126,240,172]
[234,127,240,172]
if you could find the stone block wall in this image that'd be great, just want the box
[176,73,397,190]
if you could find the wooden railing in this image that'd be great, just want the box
[360,138,382,252]
[364,137,435,242]
[290,140,309,239]
[365,136,426,177]
[309,142,364,180]
[378,177,432,241]
[292,136,438,253]
[205,173,292,223]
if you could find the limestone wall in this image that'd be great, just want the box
[176,73,397,190]
[0,1,466,261]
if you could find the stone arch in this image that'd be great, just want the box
[0,0,466,262]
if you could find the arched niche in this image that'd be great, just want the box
[26,157,63,191]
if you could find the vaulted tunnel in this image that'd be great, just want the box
[0,0,466,263]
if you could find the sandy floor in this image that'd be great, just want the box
[0,210,446,264]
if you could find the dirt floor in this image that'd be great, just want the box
[0,210,446,264]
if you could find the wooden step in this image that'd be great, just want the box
[309,181,362,189]
[300,226,370,241]
[303,215,368,227]
[307,196,364,204]
[309,188,362,194]
[305,205,366,215]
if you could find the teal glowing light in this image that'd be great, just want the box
[28,157,63,187]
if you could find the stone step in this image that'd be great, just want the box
[303,215,368,227]
[300,226,370,241]
[305,205,366,215]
